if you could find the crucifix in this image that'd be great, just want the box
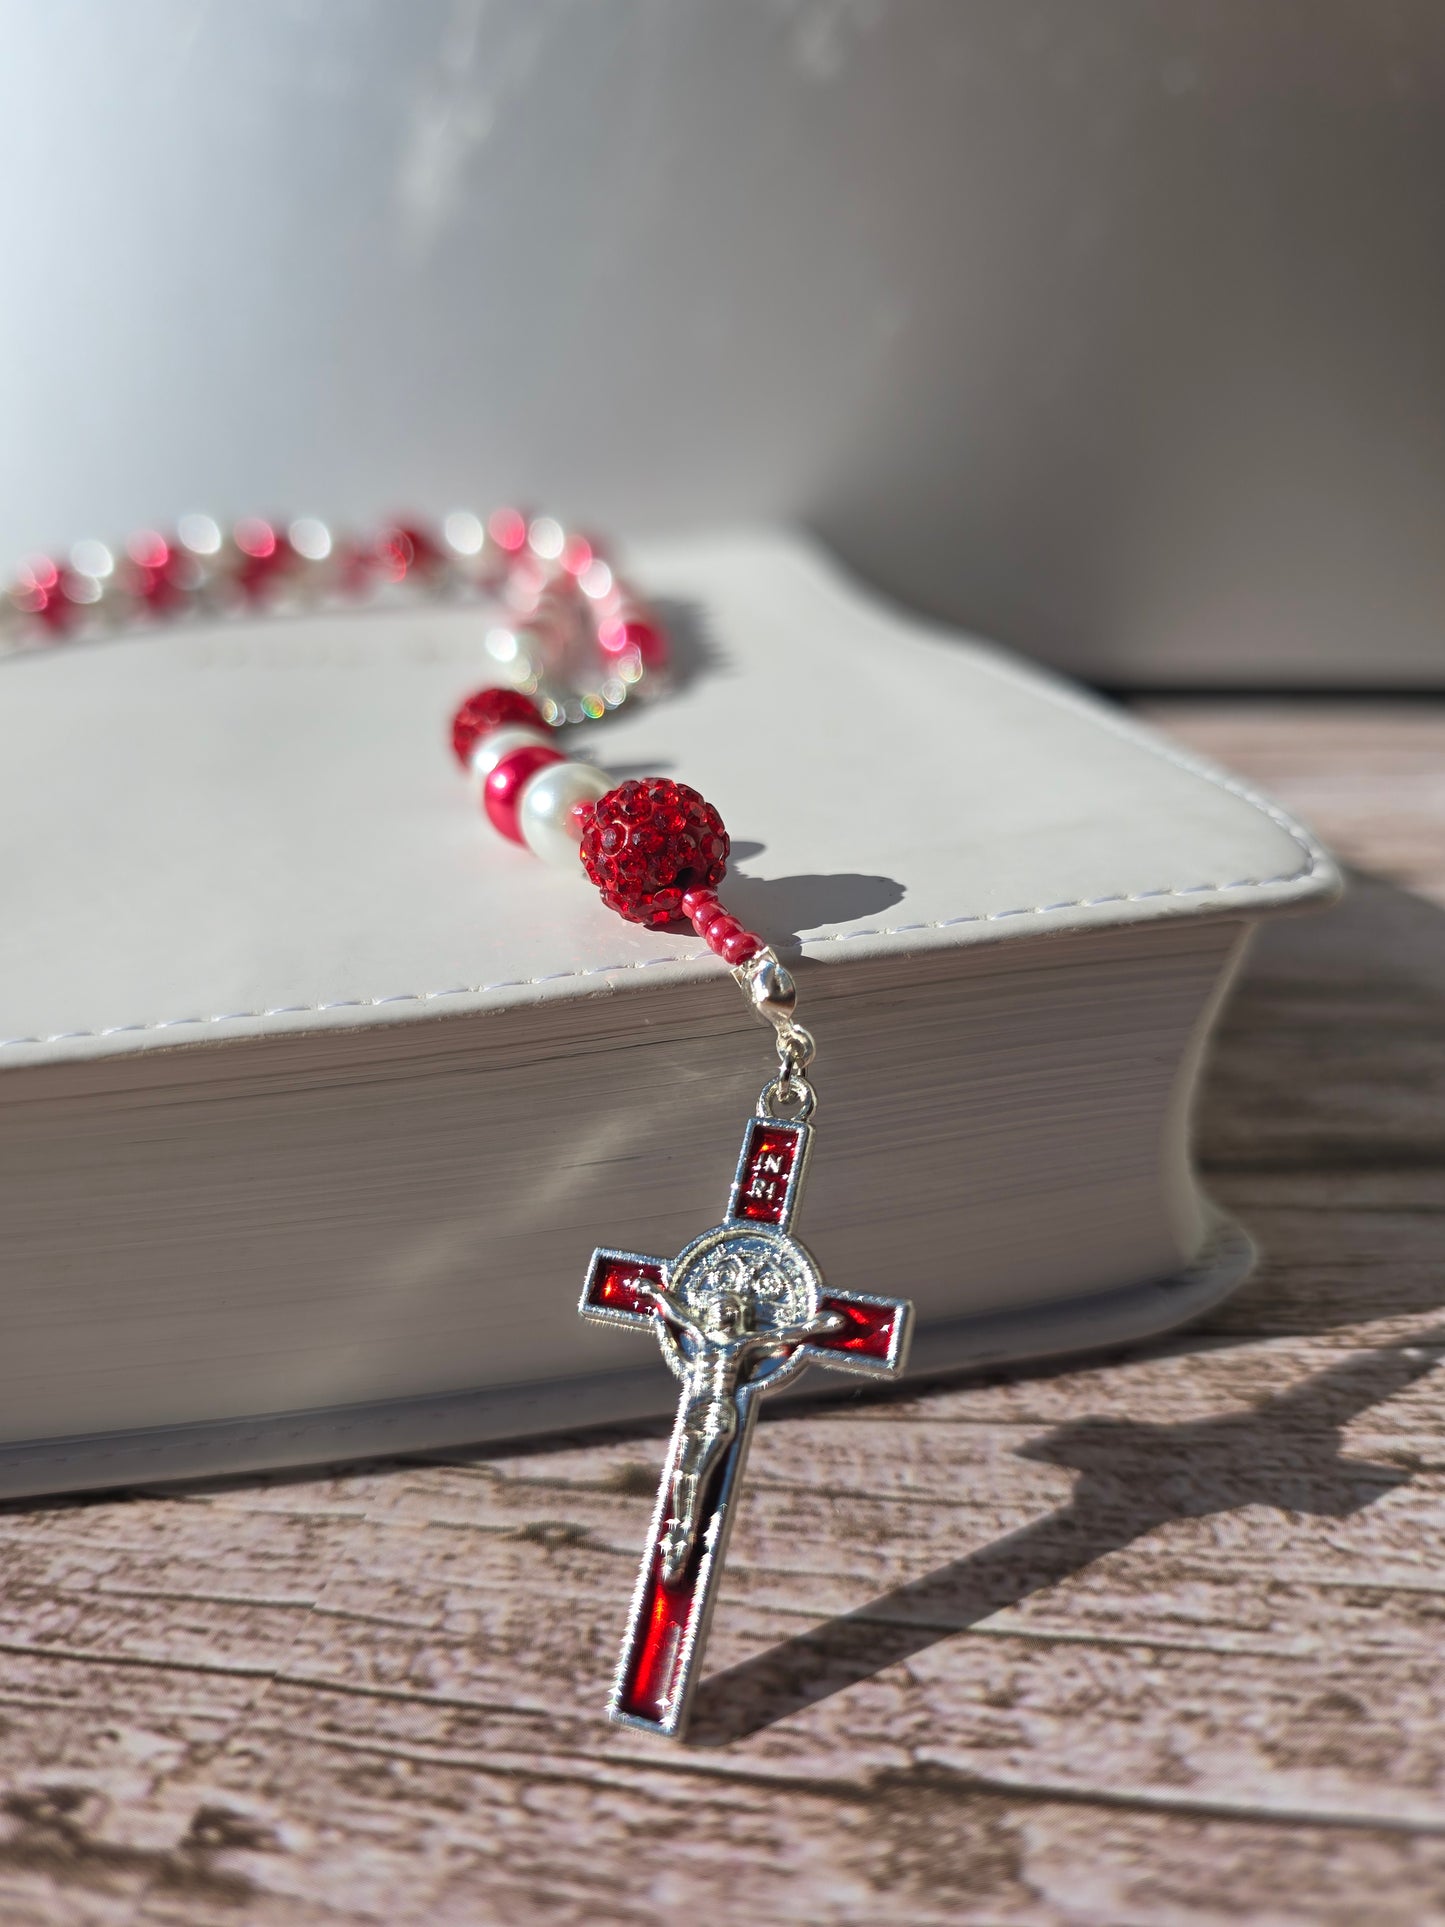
[580,1103,913,1738]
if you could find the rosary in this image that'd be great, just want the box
[5,507,915,1740]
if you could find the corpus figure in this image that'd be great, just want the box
[639,1263,842,1582]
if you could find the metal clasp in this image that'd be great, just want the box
[736,947,818,1120]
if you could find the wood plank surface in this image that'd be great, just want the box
[1,699,1442,1926]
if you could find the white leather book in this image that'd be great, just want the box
[0,531,1337,1496]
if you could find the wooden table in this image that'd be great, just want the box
[1,701,1441,1926]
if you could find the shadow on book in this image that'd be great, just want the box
[725,866,907,943]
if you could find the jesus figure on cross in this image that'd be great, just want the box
[635,1260,846,1582]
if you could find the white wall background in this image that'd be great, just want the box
[0,0,1440,682]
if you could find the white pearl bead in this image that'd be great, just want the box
[518,760,612,869]
[467,724,554,779]
[484,624,541,688]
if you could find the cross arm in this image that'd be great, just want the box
[726,1117,810,1232]
[579,1249,670,1332]
[799,1287,913,1377]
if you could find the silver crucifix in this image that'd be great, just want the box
[579,1100,913,1738]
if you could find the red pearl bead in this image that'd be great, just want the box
[484,744,566,844]
[450,688,548,767]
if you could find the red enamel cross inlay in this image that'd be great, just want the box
[578,1109,914,1737]
[816,1293,901,1362]
[728,1118,803,1226]
[619,1555,694,1724]
[584,1254,665,1321]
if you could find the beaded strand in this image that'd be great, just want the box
[3,501,766,966]
[1,508,666,726]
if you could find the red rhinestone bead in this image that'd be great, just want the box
[484,743,566,844]
[450,687,547,767]
[577,778,729,927]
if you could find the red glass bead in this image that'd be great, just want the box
[682,887,763,961]
[560,532,596,577]
[598,613,668,668]
[234,527,295,600]
[488,505,528,554]
[376,523,445,583]
[720,926,762,966]
[19,561,82,631]
[576,778,729,927]
[693,910,764,966]
[126,529,171,570]
[484,743,566,844]
[331,537,379,598]
[130,562,186,612]
[450,687,547,767]
[125,537,198,613]
[33,591,78,631]
[681,887,724,932]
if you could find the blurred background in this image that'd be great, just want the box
[0,0,1440,683]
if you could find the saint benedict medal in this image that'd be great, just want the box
[581,1082,912,1736]
[4,504,917,1742]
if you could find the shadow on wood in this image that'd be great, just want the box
[688,1329,1444,1745]
[690,861,1445,1746]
